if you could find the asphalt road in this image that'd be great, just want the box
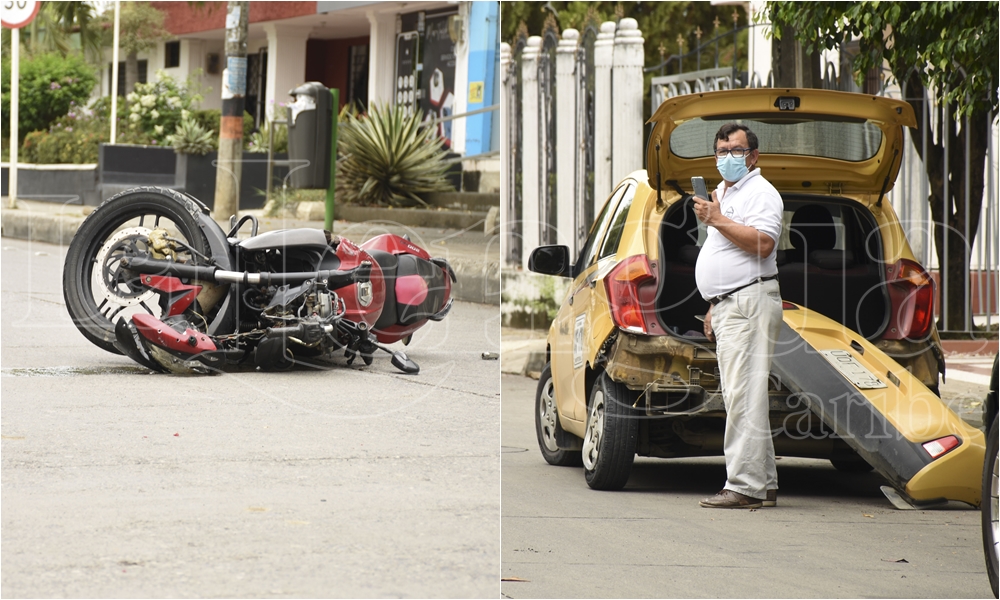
[1,237,500,598]
[500,373,995,599]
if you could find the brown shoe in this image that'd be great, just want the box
[762,489,777,507]
[699,489,763,509]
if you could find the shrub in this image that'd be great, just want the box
[1,52,97,143]
[336,102,455,207]
[123,70,209,145]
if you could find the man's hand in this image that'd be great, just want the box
[692,192,720,226]
[704,306,715,341]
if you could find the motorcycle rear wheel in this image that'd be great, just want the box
[63,188,212,355]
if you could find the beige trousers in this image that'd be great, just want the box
[712,278,783,499]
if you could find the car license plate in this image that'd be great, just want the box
[820,350,887,389]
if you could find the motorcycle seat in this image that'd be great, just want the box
[238,229,330,251]
[367,250,400,330]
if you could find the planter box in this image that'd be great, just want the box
[178,151,288,211]
[1,163,99,205]
[97,143,288,211]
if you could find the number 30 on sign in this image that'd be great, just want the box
[2,1,41,29]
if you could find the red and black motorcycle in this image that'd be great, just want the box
[63,187,455,374]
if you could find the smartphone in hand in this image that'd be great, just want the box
[691,176,710,201]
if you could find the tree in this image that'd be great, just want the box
[765,1,999,332]
[1,2,102,62]
[99,1,170,96]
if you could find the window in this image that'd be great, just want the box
[165,41,180,69]
[669,116,884,162]
[109,60,148,96]
[576,183,628,273]
[598,184,636,261]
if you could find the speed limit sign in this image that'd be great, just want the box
[2,1,41,29]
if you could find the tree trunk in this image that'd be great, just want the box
[900,72,988,332]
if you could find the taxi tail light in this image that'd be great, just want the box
[921,435,960,459]
[883,258,934,340]
[605,255,658,334]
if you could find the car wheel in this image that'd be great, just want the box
[582,373,637,490]
[983,414,998,598]
[535,364,582,467]
[830,456,875,473]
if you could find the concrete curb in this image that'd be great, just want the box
[941,339,999,356]
[0,209,86,247]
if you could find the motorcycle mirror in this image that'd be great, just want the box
[391,351,419,374]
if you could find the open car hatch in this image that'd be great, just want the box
[771,304,984,507]
[647,88,917,197]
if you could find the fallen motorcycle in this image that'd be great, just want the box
[63,187,455,375]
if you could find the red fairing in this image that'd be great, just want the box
[132,314,217,354]
[143,275,202,316]
[360,233,432,260]
[334,237,385,328]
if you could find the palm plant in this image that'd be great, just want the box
[168,117,216,155]
[336,102,455,207]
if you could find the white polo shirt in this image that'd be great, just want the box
[695,168,783,299]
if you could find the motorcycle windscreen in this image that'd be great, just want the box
[771,304,984,507]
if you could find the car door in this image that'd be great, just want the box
[551,181,636,423]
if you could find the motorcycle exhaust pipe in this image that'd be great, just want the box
[122,257,370,289]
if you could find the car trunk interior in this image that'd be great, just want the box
[654,194,890,340]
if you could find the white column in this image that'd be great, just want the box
[521,36,542,269]
[450,1,471,155]
[594,21,616,215]
[366,9,397,107]
[611,18,644,184]
[500,42,514,266]
[264,23,309,121]
[556,29,579,254]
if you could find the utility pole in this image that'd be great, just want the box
[214,1,249,220]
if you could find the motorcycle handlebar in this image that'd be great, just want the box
[121,257,371,288]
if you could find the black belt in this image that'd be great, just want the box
[707,274,779,306]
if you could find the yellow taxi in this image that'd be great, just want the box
[528,88,984,507]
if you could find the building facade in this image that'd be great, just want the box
[99,1,500,164]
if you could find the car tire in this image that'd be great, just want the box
[535,364,582,467]
[983,413,998,598]
[830,456,875,473]
[582,373,638,490]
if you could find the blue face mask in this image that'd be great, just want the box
[716,153,749,182]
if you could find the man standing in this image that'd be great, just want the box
[693,123,783,509]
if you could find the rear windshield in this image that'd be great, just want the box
[669,116,884,162]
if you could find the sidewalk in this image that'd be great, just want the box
[0,198,500,305]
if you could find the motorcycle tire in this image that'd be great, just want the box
[63,187,212,355]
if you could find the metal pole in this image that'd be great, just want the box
[8,27,19,209]
[942,94,950,330]
[265,119,274,208]
[987,112,996,328]
[325,88,338,232]
[110,1,121,144]
[964,112,972,332]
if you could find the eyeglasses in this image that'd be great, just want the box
[714,147,753,159]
